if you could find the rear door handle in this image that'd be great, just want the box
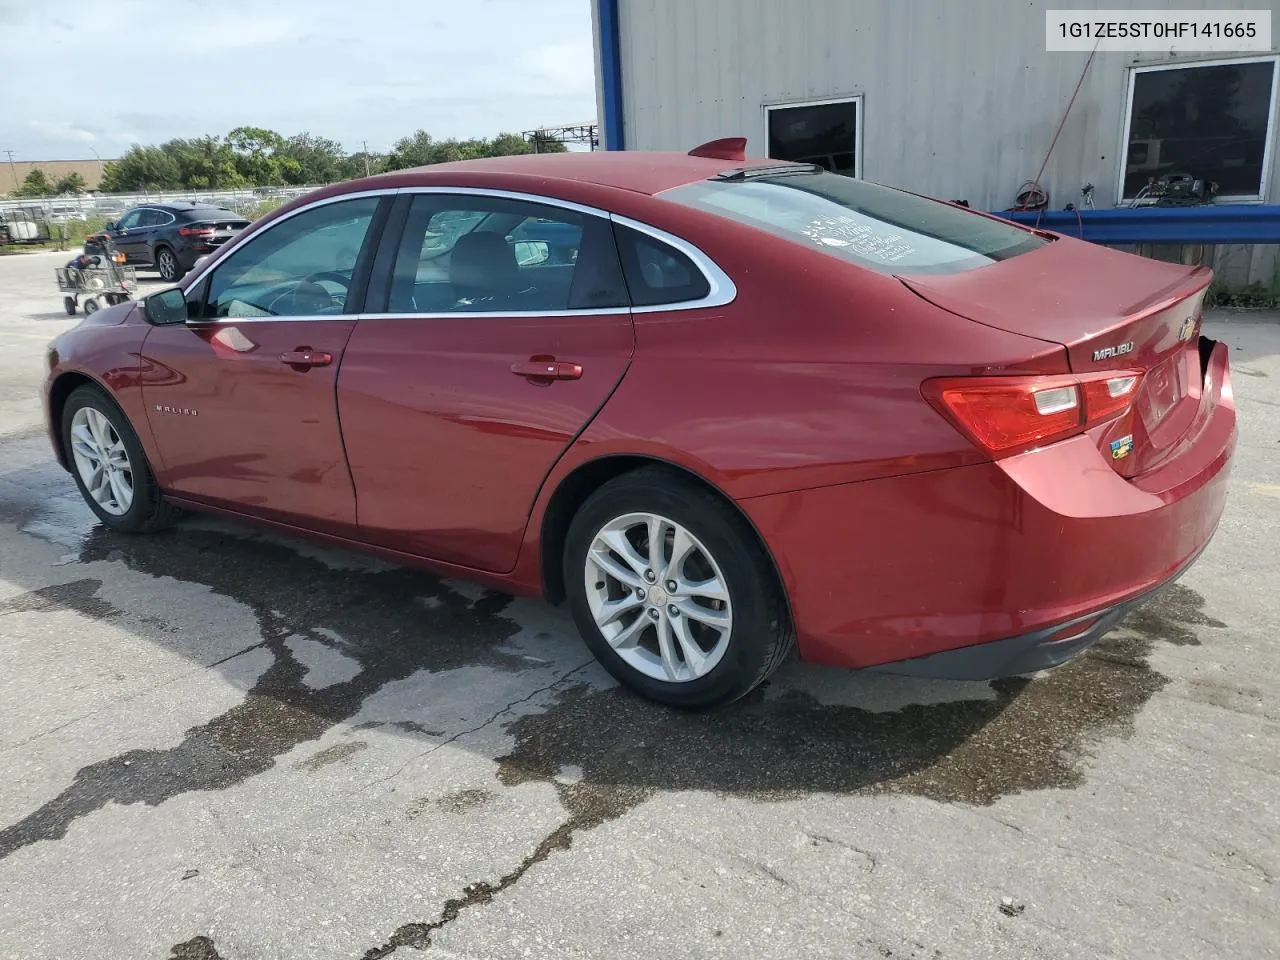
[280,348,333,367]
[510,357,583,381]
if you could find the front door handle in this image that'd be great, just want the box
[280,348,333,368]
[510,357,582,381]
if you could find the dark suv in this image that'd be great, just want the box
[87,203,251,282]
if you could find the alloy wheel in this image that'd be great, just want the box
[158,249,177,281]
[69,406,134,516]
[584,511,733,683]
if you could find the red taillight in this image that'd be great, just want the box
[923,370,1142,456]
[178,224,215,238]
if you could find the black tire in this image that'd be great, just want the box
[155,245,185,283]
[63,296,76,316]
[82,297,99,315]
[563,467,794,709]
[61,384,182,533]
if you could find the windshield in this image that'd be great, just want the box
[661,171,1046,275]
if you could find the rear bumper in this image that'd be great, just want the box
[738,338,1236,671]
[863,541,1206,679]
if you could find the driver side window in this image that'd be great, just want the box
[201,196,380,319]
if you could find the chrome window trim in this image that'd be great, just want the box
[359,308,634,321]
[140,208,177,228]
[180,184,737,319]
[186,314,347,325]
[609,213,737,312]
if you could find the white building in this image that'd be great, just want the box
[590,0,1280,283]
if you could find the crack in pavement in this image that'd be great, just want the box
[351,660,595,797]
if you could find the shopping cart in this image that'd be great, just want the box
[55,242,137,316]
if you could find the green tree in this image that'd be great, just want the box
[166,136,245,189]
[278,132,352,184]
[492,131,567,155]
[100,146,181,191]
[54,172,87,194]
[225,126,297,185]
[15,168,51,196]
[382,130,568,172]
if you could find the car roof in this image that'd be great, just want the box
[141,202,238,214]
[381,151,790,196]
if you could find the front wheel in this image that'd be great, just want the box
[61,385,182,532]
[155,246,185,283]
[63,296,76,315]
[564,468,793,709]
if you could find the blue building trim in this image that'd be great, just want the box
[993,205,1280,245]
[598,0,624,150]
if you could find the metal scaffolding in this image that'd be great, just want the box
[522,123,600,152]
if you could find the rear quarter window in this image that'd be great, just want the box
[661,171,1046,276]
[612,223,710,306]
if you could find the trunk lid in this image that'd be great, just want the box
[189,218,250,247]
[900,236,1212,477]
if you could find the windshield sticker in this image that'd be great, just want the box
[800,215,916,263]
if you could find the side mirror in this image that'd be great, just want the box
[513,240,550,266]
[144,288,189,325]
[103,221,117,232]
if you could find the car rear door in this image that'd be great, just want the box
[337,190,634,572]
[139,194,389,534]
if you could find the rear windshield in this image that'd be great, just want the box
[182,207,243,222]
[661,170,1046,275]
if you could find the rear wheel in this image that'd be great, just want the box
[63,296,76,315]
[564,467,793,709]
[155,246,184,283]
[82,297,99,315]
[61,384,181,532]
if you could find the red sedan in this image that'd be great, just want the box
[43,140,1236,708]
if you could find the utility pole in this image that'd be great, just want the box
[3,150,18,193]
[362,141,371,177]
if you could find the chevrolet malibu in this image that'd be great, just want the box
[43,140,1236,708]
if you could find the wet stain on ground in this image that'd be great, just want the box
[0,578,122,621]
[356,720,445,737]
[363,580,1220,956]
[0,524,527,862]
[435,788,494,814]
[295,740,368,773]
[167,936,223,960]
[1121,584,1226,646]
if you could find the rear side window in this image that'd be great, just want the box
[384,194,629,314]
[661,170,1046,275]
[612,223,710,306]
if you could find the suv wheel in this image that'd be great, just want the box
[155,246,185,283]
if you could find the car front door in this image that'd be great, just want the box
[110,208,145,262]
[138,194,388,534]
[338,191,634,572]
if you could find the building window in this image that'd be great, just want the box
[1121,57,1278,201]
[765,97,862,178]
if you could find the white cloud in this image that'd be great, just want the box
[0,0,597,159]
[26,121,98,143]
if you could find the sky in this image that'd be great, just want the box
[0,0,598,161]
